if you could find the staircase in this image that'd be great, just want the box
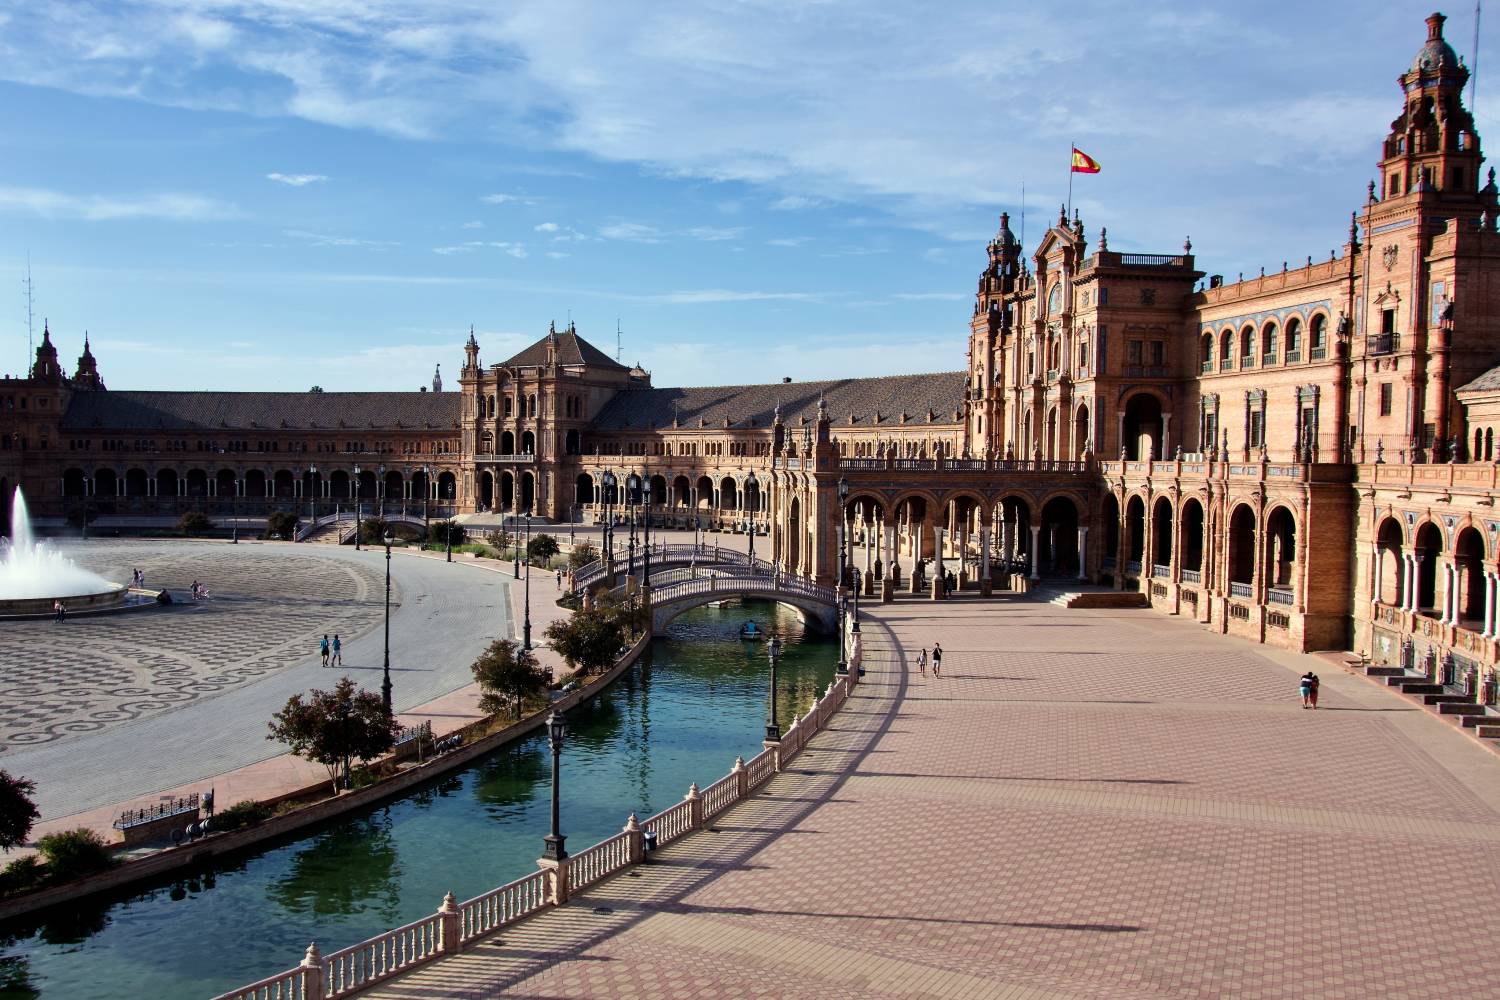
[301,522,354,545]
[1041,585,1149,609]
[1364,663,1500,741]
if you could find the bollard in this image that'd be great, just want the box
[623,813,644,864]
[685,783,703,830]
[301,942,325,1000]
[438,891,460,953]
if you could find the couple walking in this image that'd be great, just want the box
[1299,671,1321,709]
[320,634,343,668]
[915,643,943,677]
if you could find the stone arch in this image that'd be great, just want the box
[383,469,402,503]
[787,495,803,573]
[500,470,514,511]
[575,472,594,506]
[1375,515,1405,605]
[1263,504,1296,591]
[1218,328,1232,367]
[1124,494,1146,567]
[1285,315,1303,359]
[1040,495,1080,576]
[239,468,262,498]
[1151,495,1174,571]
[185,468,208,497]
[1455,524,1486,624]
[1100,491,1120,572]
[1261,320,1279,365]
[1413,521,1443,614]
[1180,496,1205,573]
[695,475,714,510]
[500,430,515,454]
[649,474,668,506]
[565,429,581,455]
[270,469,293,499]
[1228,503,1257,587]
[1309,313,1329,355]
[520,471,536,512]
[437,470,457,504]
[480,470,495,510]
[719,476,739,510]
[1239,324,1255,366]
[217,468,238,498]
[356,468,377,499]
[95,468,118,498]
[521,430,536,454]
[1073,403,1090,456]
[672,475,691,508]
[1200,332,1213,370]
[329,469,350,499]
[63,467,87,497]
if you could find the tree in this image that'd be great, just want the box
[359,516,391,544]
[0,771,39,851]
[264,511,300,540]
[527,533,560,565]
[267,678,400,794]
[543,604,627,676]
[429,520,466,546]
[177,511,215,536]
[470,639,550,719]
[309,385,325,393]
[568,540,599,570]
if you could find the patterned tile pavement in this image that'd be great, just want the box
[364,595,1500,999]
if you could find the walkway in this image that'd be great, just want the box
[365,596,1500,998]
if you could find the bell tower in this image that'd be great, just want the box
[1378,12,1482,202]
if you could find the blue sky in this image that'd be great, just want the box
[0,1,1490,391]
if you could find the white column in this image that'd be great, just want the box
[1397,553,1409,610]
[1482,571,1496,638]
[1077,526,1088,581]
[934,527,945,578]
[1408,553,1420,612]
[1029,525,1041,580]
[1373,545,1384,607]
[1441,564,1453,624]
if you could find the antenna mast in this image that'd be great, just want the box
[23,255,34,372]
[616,319,622,363]
[1472,1,1483,114]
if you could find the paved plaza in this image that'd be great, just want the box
[1,540,512,822]
[364,597,1500,999]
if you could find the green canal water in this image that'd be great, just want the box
[0,601,836,1000]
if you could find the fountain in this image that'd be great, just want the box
[0,486,128,615]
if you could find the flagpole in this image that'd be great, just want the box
[1067,143,1074,221]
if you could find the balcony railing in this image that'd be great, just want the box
[1220,359,1233,371]
[1229,581,1253,598]
[1201,360,1213,374]
[1124,560,1142,575]
[1285,350,1301,363]
[1367,333,1400,356]
[1180,568,1201,584]
[1310,345,1327,361]
[1119,253,1188,267]
[1267,587,1294,606]
[1152,563,1170,578]
[1240,356,1255,369]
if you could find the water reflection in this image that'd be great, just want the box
[0,601,834,999]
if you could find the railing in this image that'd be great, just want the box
[1220,359,1233,371]
[1124,560,1142,575]
[392,720,432,749]
[838,458,885,470]
[323,913,444,997]
[1367,333,1400,356]
[1152,563,1170,579]
[1267,587,1294,606]
[574,541,758,591]
[1119,253,1187,266]
[1201,361,1213,374]
[471,453,536,464]
[1180,568,1201,584]
[1229,581,1253,598]
[458,871,549,943]
[1285,350,1301,363]
[700,771,740,820]
[567,831,633,891]
[893,458,936,471]
[642,568,837,609]
[215,967,309,1000]
[114,793,199,830]
[1310,345,1327,361]
[1240,355,1255,369]
[744,747,777,789]
[643,798,696,847]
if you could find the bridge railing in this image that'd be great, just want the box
[212,667,855,1000]
[574,541,760,591]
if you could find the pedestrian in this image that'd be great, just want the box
[946,569,956,595]
[53,599,64,623]
[331,634,342,667]
[917,648,928,677]
[555,568,562,588]
[1299,671,1315,708]
[1309,672,1321,709]
[932,642,943,677]
[320,634,330,667]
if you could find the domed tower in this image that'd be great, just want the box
[73,334,105,390]
[461,327,480,378]
[964,213,1022,456]
[28,322,61,383]
[1379,12,1482,201]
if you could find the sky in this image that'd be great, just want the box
[0,1,1492,392]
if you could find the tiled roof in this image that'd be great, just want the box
[591,371,966,431]
[61,391,462,431]
[498,328,627,370]
[1458,364,1500,394]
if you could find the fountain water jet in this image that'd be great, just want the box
[0,486,127,613]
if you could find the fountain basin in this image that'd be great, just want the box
[0,585,132,618]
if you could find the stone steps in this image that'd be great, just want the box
[1476,725,1500,740]
[1047,591,1149,609]
[1398,681,1446,697]
[1435,701,1486,715]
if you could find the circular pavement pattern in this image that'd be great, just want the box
[1,541,387,750]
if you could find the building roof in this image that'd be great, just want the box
[1458,364,1500,395]
[497,327,628,371]
[61,390,462,431]
[591,371,966,431]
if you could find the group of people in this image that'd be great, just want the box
[319,634,344,668]
[189,580,211,601]
[914,643,943,677]
[1299,671,1321,709]
[130,567,147,588]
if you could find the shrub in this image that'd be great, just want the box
[268,677,400,795]
[263,511,300,540]
[569,540,599,570]
[358,516,391,545]
[36,828,115,881]
[0,770,39,851]
[176,511,215,537]
[428,520,467,546]
[0,855,44,896]
[527,533,560,565]
[471,639,550,718]
[208,800,273,833]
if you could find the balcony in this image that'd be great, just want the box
[1118,253,1189,267]
[1367,333,1400,356]
[1152,563,1170,578]
[1240,356,1255,369]
[1125,560,1143,575]
[474,453,535,464]
[1267,587,1294,606]
[1201,361,1213,374]
[1229,581,1253,598]
[1220,359,1233,371]
[1180,568,1202,584]
[1285,350,1302,363]
[1310,345,1327,361]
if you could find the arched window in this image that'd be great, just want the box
[1219,330,1232,368]
[1285,317,1302,361]
[504,396,513,417]
[1487,428,1495,461]
[1200,333,1213,372]
[1261,322,1278,366]
[1239,326,1255,368]
[1310,315,1327,359]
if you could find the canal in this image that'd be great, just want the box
[0,600,836,999]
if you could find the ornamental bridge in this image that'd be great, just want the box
[601,561,839,633]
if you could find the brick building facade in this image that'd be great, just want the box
[4,13,1500,673]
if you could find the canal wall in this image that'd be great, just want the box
[0,632,652,925]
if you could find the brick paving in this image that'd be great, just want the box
[365,595,1500,999]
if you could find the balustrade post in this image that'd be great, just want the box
[624,813,644,864]
[439,891,460,953]
[301,942,325,1000]
[732,756,747,800]
[537,856,570,906]
[685,783,703,830]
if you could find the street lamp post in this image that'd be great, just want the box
[627,473,640,584]
[445,481,454,562]
[382,531,394,715]
[377,464,386,517]
[542,711,568,860]
[851,567,861,632]
[307,464,318,529]
[836,476,849,675]
[641,477,652,587]
[420,465,430,548]
[353,464,362,551]
[602,470,617,579]
[746,469,758,566]
[766,635,783,741]
[523,510,533,650]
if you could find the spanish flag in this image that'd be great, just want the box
[1071,147,1102,174]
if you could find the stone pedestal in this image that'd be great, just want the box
[931,578,945,601]
[881,578,894,603]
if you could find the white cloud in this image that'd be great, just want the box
[770,195,819,211]
[266,172,329,187]
[534,222,559,232]
[460,220,485,229]
[652,289,822,305]
[681,225,745,241]
[891,292,966,301]
[284,228,399,248]
[481,193,539,205]
[599,221,662,243]
[766,237,809,248]
[0,186,237,221]
[434,240,528,257]
[545,250,570,258]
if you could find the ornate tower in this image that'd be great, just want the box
[1379,13,1482,202]
[432,364,442,393]
[73,334,105,390]
[462,328,480,378]
[29,322,61,382]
